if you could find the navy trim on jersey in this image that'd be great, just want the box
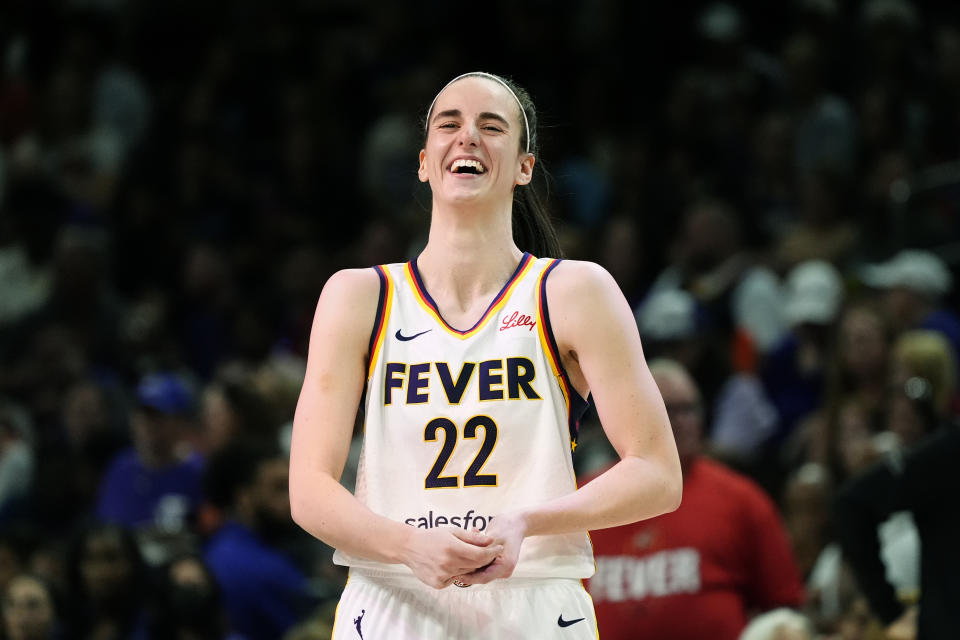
[409,252,532,334]
[539,259,591,449]
[359,265,388,412]
[367,265,388,359]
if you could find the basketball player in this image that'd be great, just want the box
[289,71,682,639]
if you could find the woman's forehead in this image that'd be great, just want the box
[433,76,520,121]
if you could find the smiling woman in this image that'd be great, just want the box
[288,71,682,640]
[419,71,560,259]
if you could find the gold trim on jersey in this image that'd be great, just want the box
[367,266,394,379]
[535,259,572,420]
[403,256,537,340]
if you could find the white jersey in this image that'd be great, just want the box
[333,253,594,578]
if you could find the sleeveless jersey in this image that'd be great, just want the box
[333,254,595,578]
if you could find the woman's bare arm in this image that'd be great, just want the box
[462,260,682,583]
[289,268,501,588]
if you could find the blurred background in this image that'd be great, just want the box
[0,0,958,638]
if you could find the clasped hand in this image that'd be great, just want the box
[402,513,528,589]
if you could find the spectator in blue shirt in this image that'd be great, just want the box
[203,438,315,640]
[96,372,204,532]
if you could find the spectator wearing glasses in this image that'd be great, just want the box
[586,359,804,640]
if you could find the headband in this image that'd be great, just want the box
[424,71,530,154]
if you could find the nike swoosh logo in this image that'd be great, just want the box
[558,615,585,628]
[395,329,432,341]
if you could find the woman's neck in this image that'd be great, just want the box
[417,200,522,314]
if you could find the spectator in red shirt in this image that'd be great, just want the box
[585,358,805,640]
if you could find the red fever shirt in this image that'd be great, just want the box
[584,457,804,640]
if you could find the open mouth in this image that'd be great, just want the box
[449,158,487,175]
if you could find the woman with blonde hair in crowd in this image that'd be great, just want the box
[888,330,957,445]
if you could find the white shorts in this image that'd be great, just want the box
[333,569,598,640]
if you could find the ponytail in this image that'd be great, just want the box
[492,74,562,258]
[513,171,562,258]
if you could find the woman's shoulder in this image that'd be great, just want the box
[544,259,622,305]
[543,259,635,354]
[320,267,383,305]
[310,267,384,345]
[326,266,383,286]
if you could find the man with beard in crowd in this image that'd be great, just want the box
[203,438,316,640]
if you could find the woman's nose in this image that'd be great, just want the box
[458,121,479,146]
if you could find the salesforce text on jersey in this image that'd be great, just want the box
[403,509,496,531]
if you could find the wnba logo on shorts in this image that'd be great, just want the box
[354,609,365,638]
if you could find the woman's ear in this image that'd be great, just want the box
[516,153,535,185]
[418,149,429,183]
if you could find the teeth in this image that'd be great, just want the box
[451,158,485,173]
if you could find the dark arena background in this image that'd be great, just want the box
[0,1,957,638]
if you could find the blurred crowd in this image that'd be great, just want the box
[0,0,958,638]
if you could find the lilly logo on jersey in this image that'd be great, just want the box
[500,310,536,332]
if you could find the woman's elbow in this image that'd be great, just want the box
[288,473,323,534]
[651,456,683,515]
[626,455,683,518]
[663,470,683,513]
[289,488,312,531]
[289,470,340,541]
